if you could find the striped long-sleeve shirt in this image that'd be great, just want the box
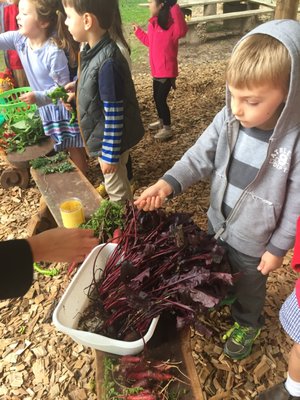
[99,59,124,164]
[102,101,124,164]
[222,125,273,217]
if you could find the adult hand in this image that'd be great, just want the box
[133,23,138,33]
[100,160,118,175]
[27,228,98,263]
[134,179,173,211]
[19,91,36,105]
[257,251,284,275]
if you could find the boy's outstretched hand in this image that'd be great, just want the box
[257,251,284,275]
[134,179,173,211]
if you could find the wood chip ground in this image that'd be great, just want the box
[0,37,296,399]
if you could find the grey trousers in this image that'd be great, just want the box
[223,242,267,329]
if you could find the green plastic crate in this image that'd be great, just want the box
[0,87,37,122]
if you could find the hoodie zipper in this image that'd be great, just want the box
[214,119,236,239]
[214,131,275,241]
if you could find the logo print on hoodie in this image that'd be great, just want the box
[269,148,291,173]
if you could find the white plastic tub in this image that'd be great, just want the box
[52,243,159,355]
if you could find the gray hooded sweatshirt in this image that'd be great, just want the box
[163,19,300,258]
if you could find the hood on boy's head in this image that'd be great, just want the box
[226,19,300,135]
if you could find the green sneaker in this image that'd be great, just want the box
[222,322,261,360]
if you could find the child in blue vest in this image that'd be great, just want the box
[63,0,144,202]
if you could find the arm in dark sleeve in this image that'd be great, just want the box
[0,239,33,300]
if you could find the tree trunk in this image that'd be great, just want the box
[275,0,299,19]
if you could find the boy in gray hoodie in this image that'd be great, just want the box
[135,19,300,362]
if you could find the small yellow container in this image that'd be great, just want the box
[60,198,85,228]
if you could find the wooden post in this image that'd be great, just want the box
[275,0,299,19]
[204,3,217,16]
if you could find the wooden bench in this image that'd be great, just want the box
[28,159,101,235]
[139,0,275,8]
[186,7,274,24]
[184,4,274,44]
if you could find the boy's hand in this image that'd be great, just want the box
[134,180,173,211]
[62,92,75,112]
[66,91,75,104]
[63,101,73,113]
[100,160,118,175]
[257,251,284,275]
[65,81,76,92]
[19,92,36,105]
[63,83,76,112]
[133,24,138,32]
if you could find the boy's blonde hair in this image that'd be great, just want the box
[226,34,291,92]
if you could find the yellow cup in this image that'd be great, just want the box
[59,198,85,228]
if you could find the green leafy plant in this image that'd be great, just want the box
[0,112,45,153]
[49,86,77,124]
[30,152,75,174]
[81,200,124,241]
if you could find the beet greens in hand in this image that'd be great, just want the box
[79,206,236,340]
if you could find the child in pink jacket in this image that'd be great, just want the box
[134,0,187,141]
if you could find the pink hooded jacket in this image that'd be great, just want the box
[292,218,300,307]
[135,4,188,78]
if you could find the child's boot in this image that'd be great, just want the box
[154,126,173,141]
[257,383,300,399]
[148,119,163,130]
[96,182,108,198]
[222,322,261,360]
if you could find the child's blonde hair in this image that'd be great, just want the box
[226,34,291,92]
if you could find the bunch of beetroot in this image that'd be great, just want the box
[82,206,236,340]
[105,355,189,400]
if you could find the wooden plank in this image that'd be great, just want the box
[275,0,299,19]
[180,327,205,400]
[94,316,203,400]
[180,0,238,5]
[94,350,104,400]
[140,0,275,7]
[6,138,54,169]
[250,0,276,8]
[139,0,241,7]
[187,7,274,24]
[30,160,101,227]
